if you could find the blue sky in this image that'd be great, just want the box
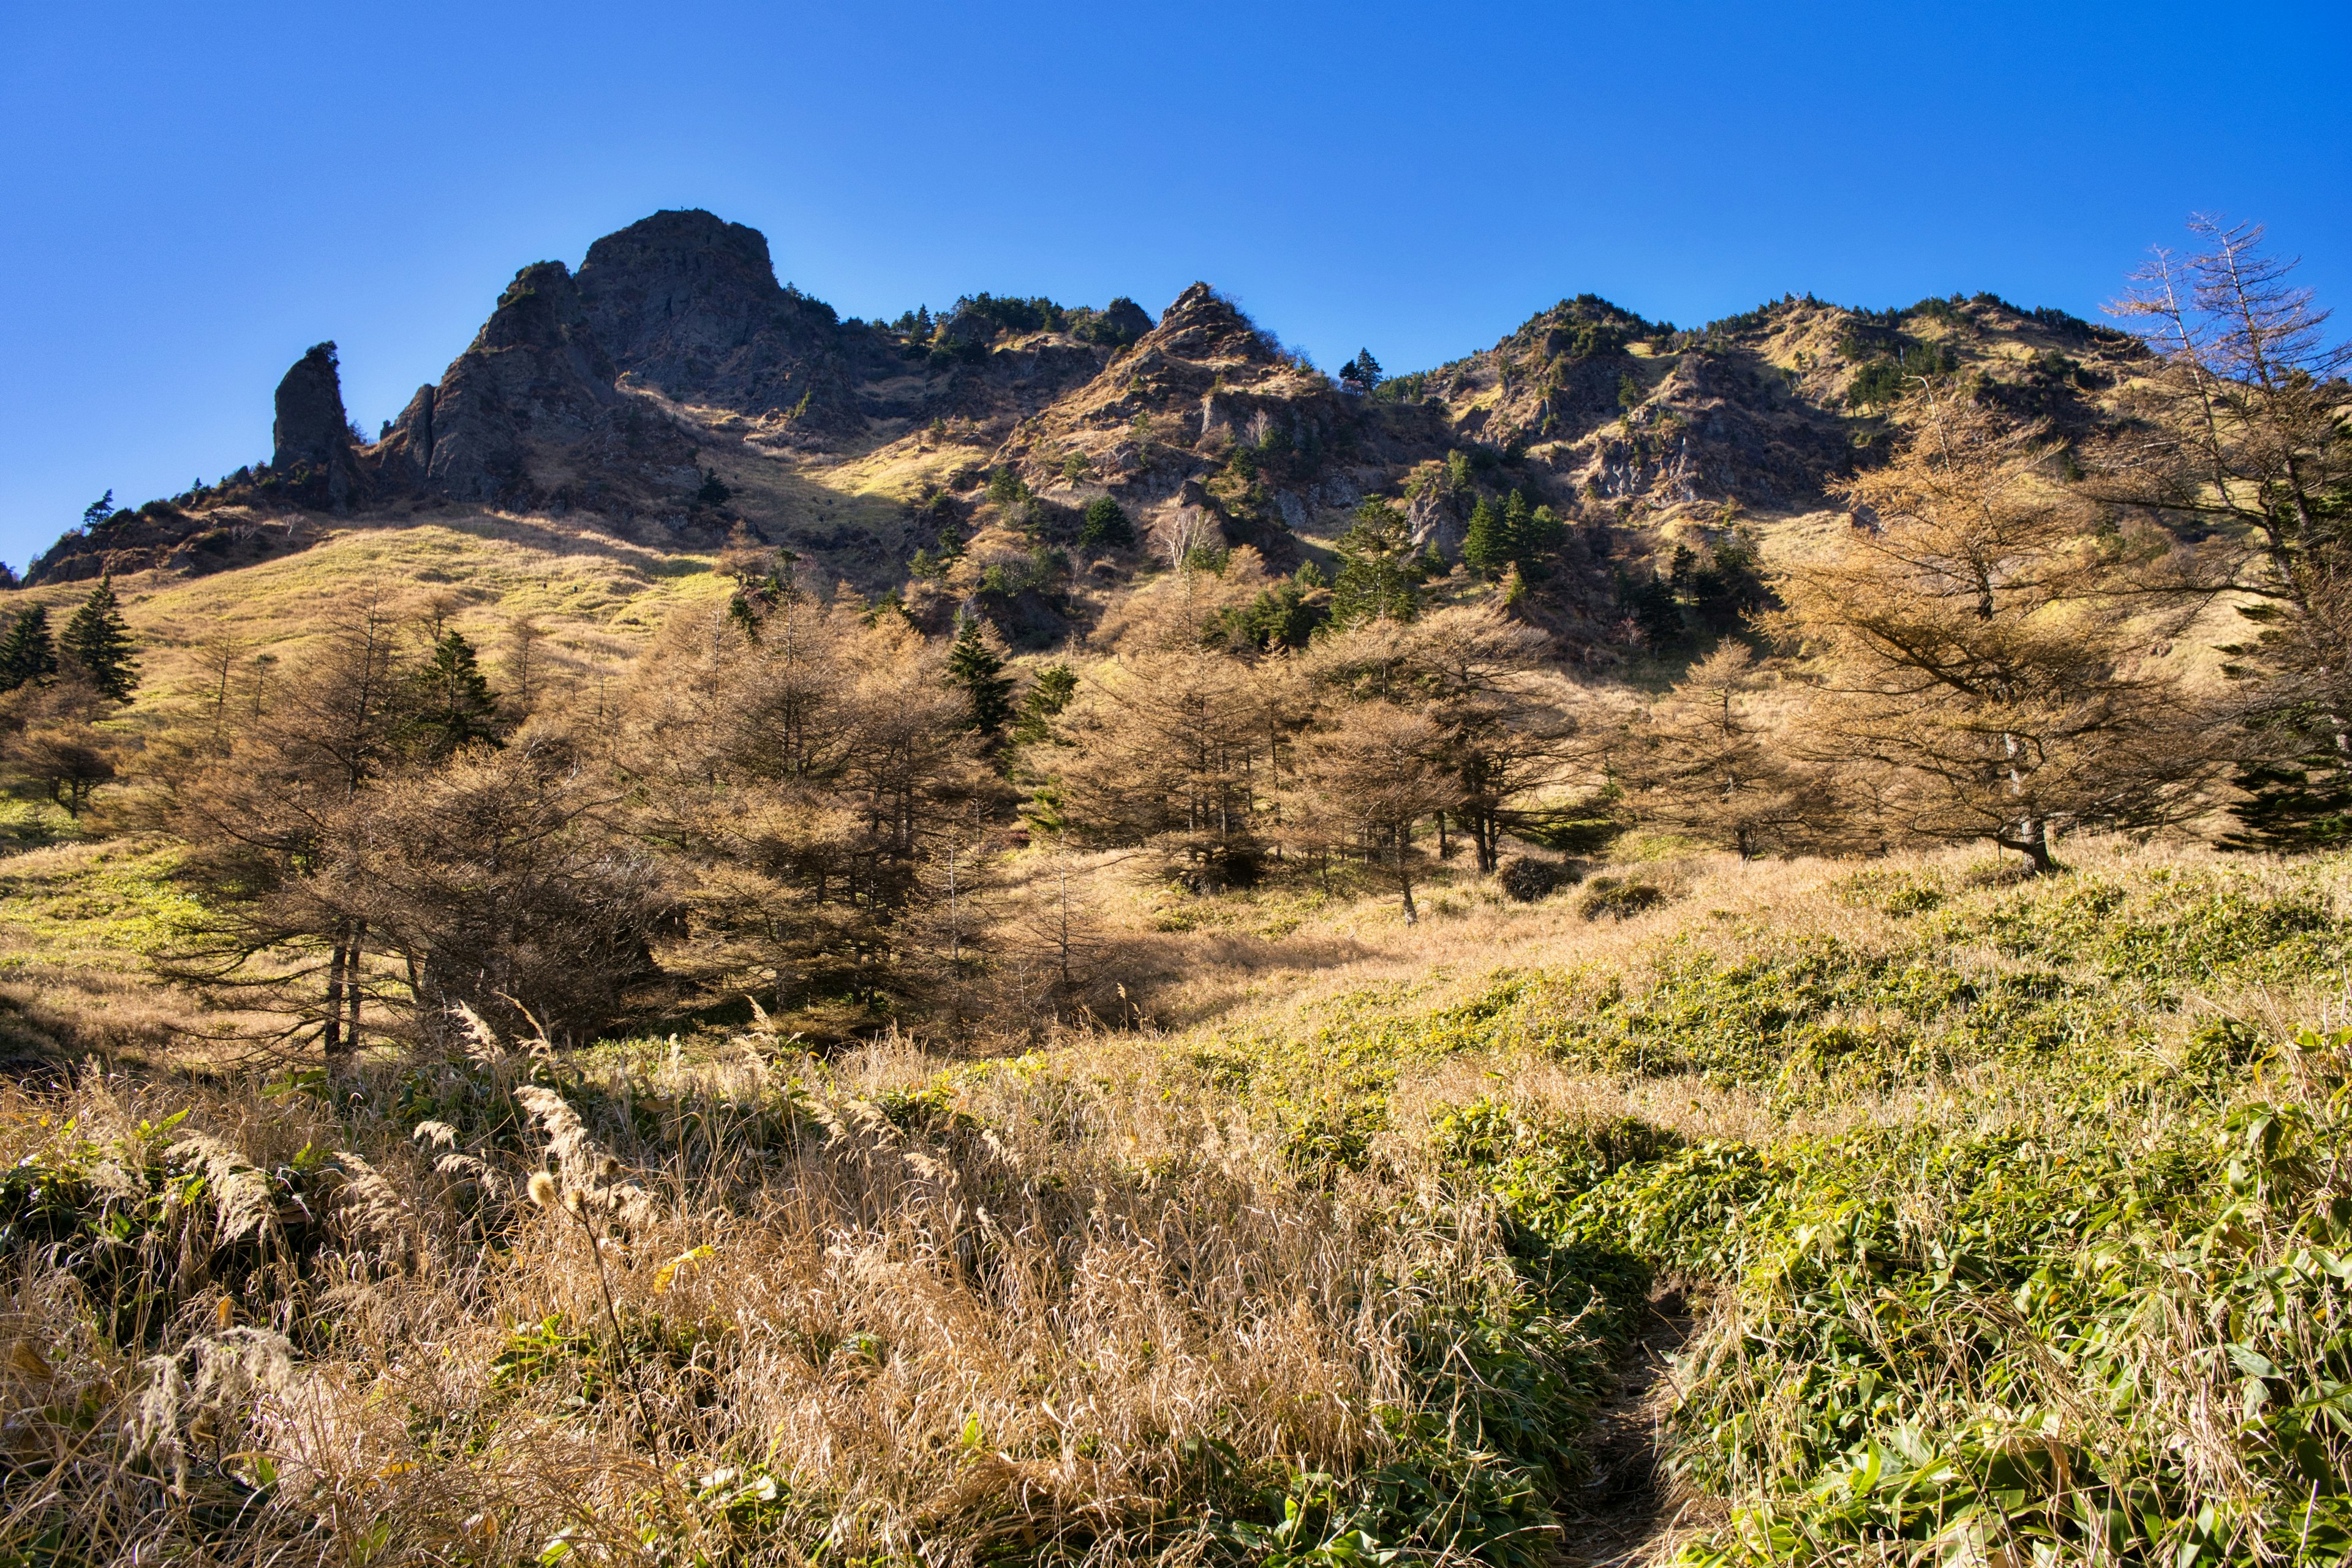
[2,0,2345,571]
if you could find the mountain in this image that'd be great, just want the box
[21,208,2148,661]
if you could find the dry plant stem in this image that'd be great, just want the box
[559,1193,655,1446]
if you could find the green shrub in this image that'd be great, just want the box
[1577,876,1668,922]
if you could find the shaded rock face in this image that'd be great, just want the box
[420,262,647,503]
[575,208,857,428]
[272,342,360,507]
[374,383,438,484]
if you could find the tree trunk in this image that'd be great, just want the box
[345,920,366,1049]
[322,925,349,1058]
[1997,818,2057,875]
[1473,812,1499,873]
[1395,826,1418,925]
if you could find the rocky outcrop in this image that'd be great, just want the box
[575,208,859,430]
[372,383,438,486]
[411,261,680,505]
[271,342,361,508]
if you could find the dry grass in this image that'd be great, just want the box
[0,1019,1575,1566]
[0,832,2344,1565]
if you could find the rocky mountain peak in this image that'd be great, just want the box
[575,206,851,424]
[1147,284,1273,364]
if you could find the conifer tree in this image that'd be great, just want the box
[1330,502,1422,626]
[0,606,58,693]
[946,610,1014,735]
[59,575,139,703]
[1462,497,1507,575]
[1012,663,1078,746]
[1777,393,2210,872]
[1501,490,1535,562]
[2091,219,2352,848]
[1624,644,1821,858]
[407,630,501,757]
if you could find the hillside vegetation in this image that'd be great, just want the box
[0,215,2345,1566]
[1,841,2348,1567]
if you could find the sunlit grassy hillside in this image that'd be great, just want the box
[20,514,731,727]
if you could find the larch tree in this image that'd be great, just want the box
[1622,643,1828,858]
[1304,603,1576,871]
[1775,392,2211,873]
[2091,217,2352,848]
[1291,701,1460,922]
[168,592,409,1055]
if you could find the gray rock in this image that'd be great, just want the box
[271,342,360,508]
[575,208,858,429]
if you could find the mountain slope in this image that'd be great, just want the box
[18,209,2150,674]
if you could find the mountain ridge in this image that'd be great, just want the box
[21,207,2149,668]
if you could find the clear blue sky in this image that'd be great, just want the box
[3,1,2345,571]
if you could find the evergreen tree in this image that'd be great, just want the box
[59,575,139,703]
[1462,497,1507,575]
[1501,491,1536,561]
[407,630,501,757]
[946,611,1014,735]
[1329,503,1422,626]
[2223,749,2352,851]
[1012,663,1079,745]
[1629,573,1684,647]
[80,491,114,531]
[0,606,58,693]
[1080,496,1135,549]
[1339,349,1384,393]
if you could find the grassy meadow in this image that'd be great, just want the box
[1,833,2345,1566]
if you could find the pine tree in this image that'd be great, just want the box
[407,630,501,757]
[1012,663,1079,745]
[80,491,114,531]
[1462,497,1507,575]
[0,606,58,693]
[1080,496,1135,549]
[1329,503,1422,626]
[59,575,139,703]
[1501,491,1535,560]
[946,611,1014,735]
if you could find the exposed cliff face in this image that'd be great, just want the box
[575,209,861,431]
[415,261,633,503]
[271,342,361,508]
